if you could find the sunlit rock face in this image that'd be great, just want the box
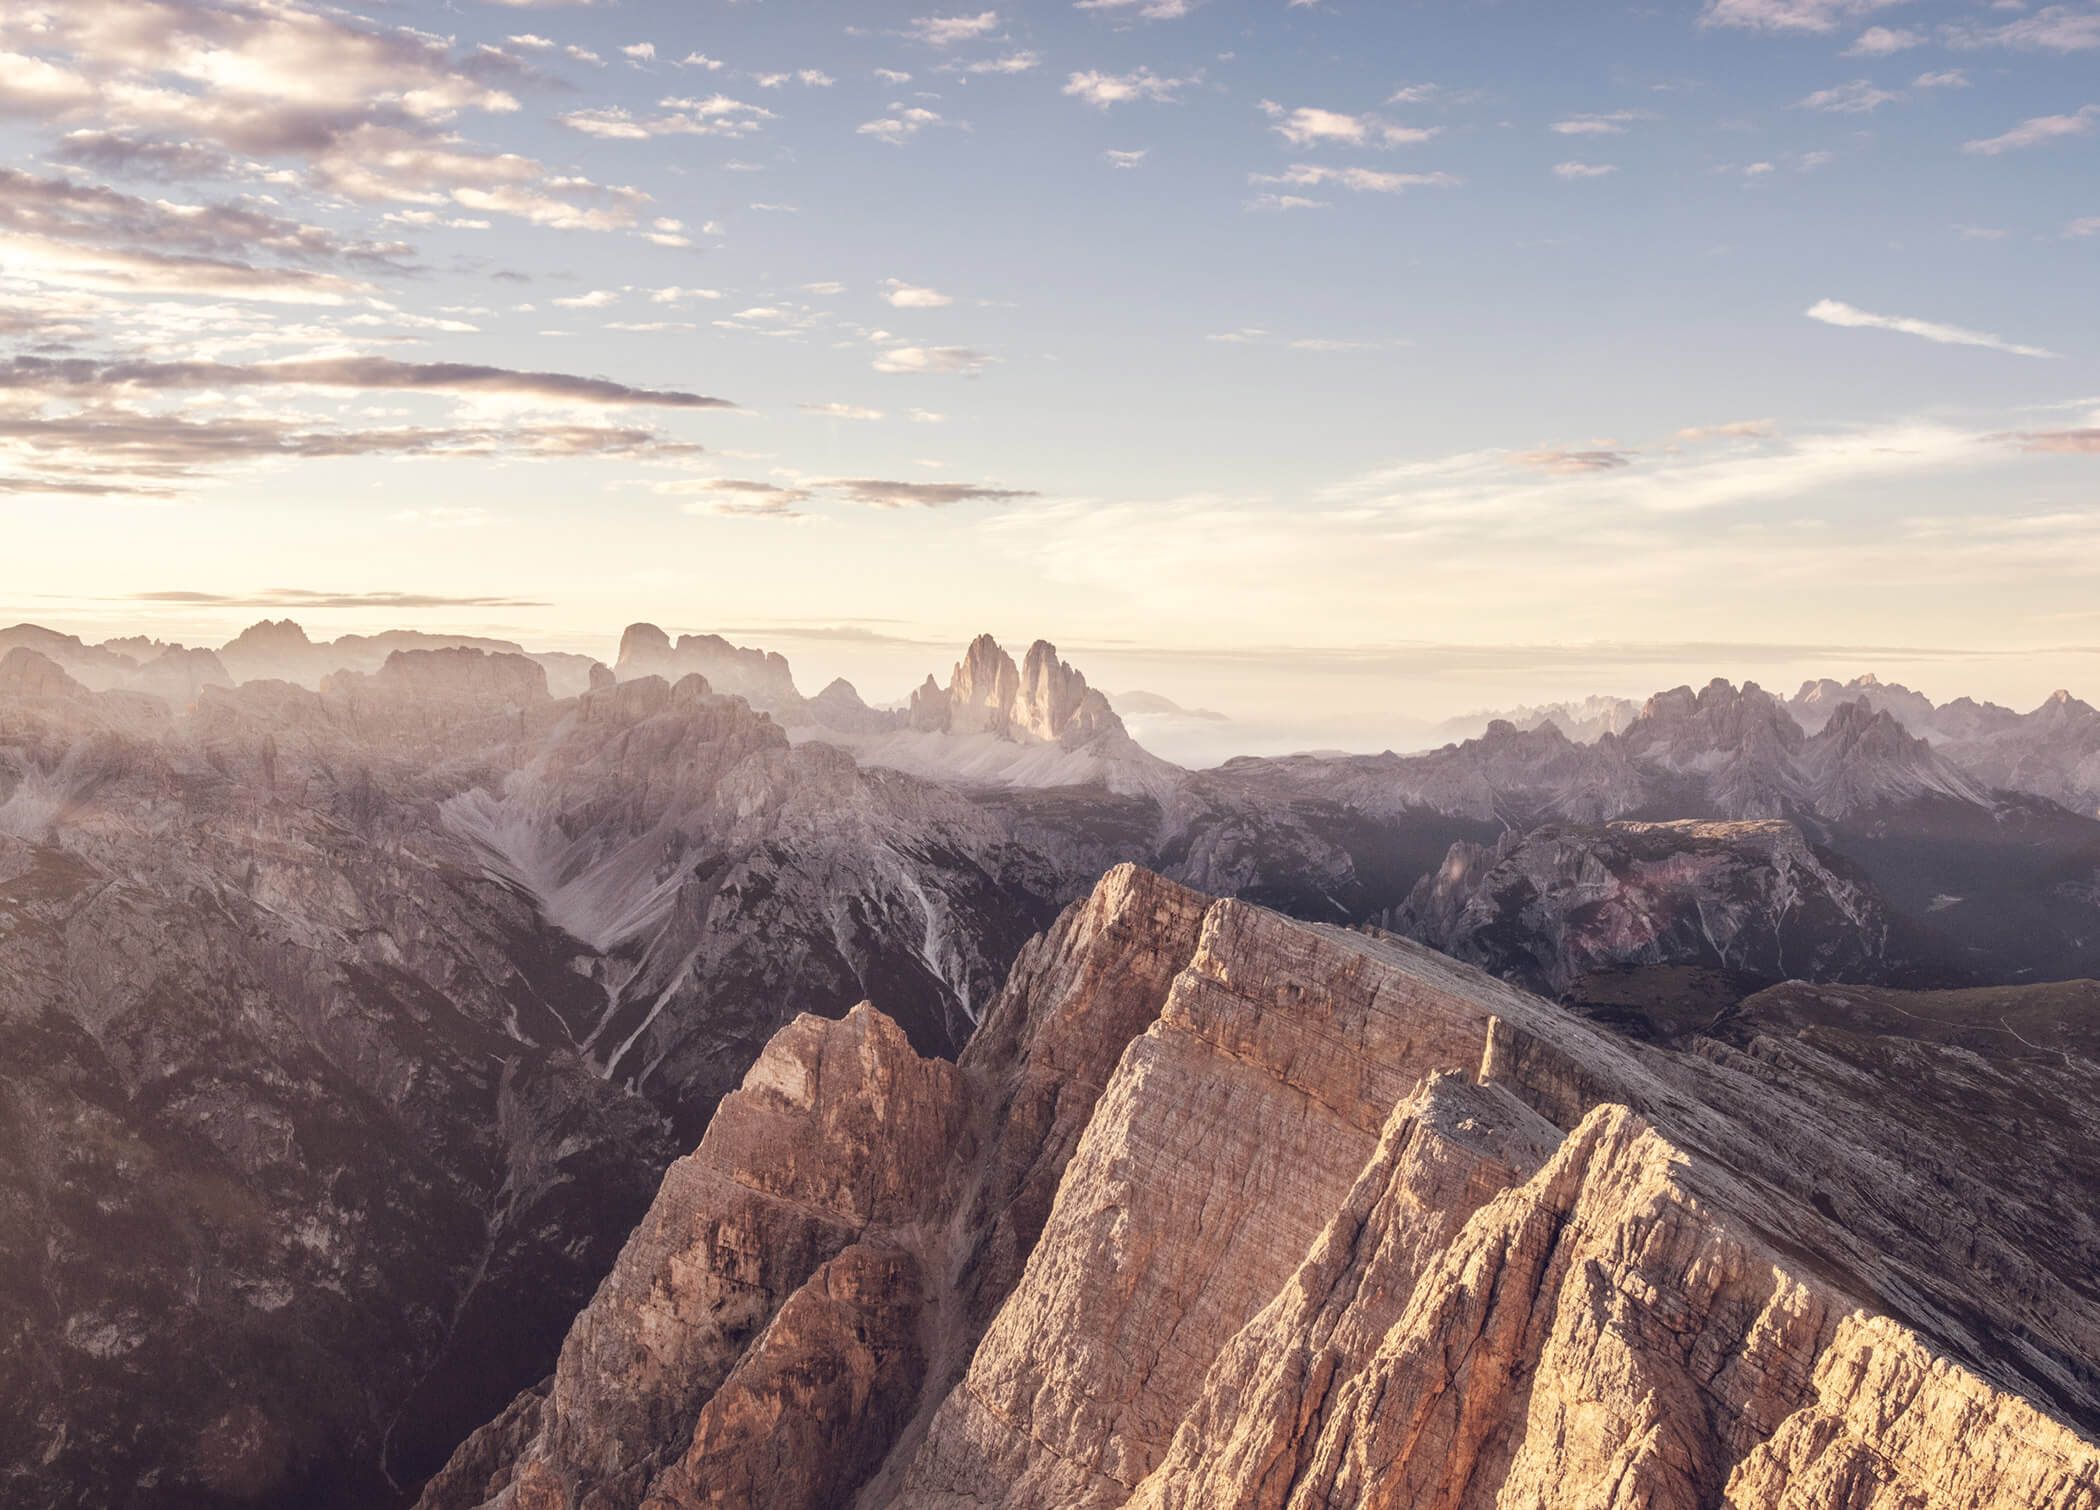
[424,867,2100,1510]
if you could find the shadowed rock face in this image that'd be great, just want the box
[1390,818,1940,997]
[0,660,1191,1508]
[425,867,2100,1510]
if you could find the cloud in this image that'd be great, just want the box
[1797,79,1901,112]
[49,131,245,180]
[857,107,946,143]
[130,589,548,608]
[829,478,1037,508]
[963,52,1040,73]
[908,11,1002,45]
[559,95,774,139]
[1700,0,1908,33]
[800,402,885,419]
[872,345,989,375]
[0,1,677,236]
[884,280,953,308]
[1552,161,1618,179]
[1252,164,1460,193]
[1674,419,1777,442]
[1963,106,2099,154]
[1998,429,2100,453]
[1549,112,1646,135]
[1945,6,2100,52]
[1262,105,1437,148]
[668,479,813,518]
[0,231,376,303]
[622,43,657,62]
[0,409,702,498]
[2067,216,2100,237]
[875,68,914,83]
[1246,194,1328,211]
[1074,0,1201,18]
[1508,449,1634,474]
[1847,25,1924,53]
[1062,68,1191,107]
[1806,298,2056,357]
[0,168,410,281]
[1912,69,1969,88]
[0,354,735,407]
[1104,148,1149,168]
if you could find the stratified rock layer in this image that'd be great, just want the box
[428,868,2100,1510]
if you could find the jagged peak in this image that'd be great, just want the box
[224,617,312,649]
[0,646,87,700]
[616,622,672,661]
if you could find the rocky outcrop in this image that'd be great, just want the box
[429,869,2100,1510]
[905,635,1126,748]
[613,624,805,717]
[808,678,905,735]
[0,647,86,703]
[419,865,1213,1510]
[123,645,233,714]
[1391,818,1929,997]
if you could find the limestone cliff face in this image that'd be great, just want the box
[418,865,1213,1510]
[428,868,2100,1510]
[907,634,1127,748]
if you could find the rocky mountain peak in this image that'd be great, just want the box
[613,624,804,714]
[947,633,1023,737]
[0,646,87,701]
[615,621,673,666]
[225,617,313,652]
[322,648,551,725]
[906,634,1128,748]
[125,645,232,714]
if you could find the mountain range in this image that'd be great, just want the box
[416,866,2100,1510]
[6,620,2100,1505]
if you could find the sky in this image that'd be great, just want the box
[2,0,2098,742]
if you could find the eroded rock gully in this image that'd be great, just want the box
[424,865,2100,1510]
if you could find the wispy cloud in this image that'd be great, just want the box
[799,402,885,420]
[1062,68,1192,107]
[1252,164,1460,193]
[857,107,947,143]
[830,478,1038,508]
[1508,448,1634,474]
[1846,25,1924,54]
[1700,0,1908,34]
[1074,0,1202,19]
[1552,161,1618,179]
[871,345,989,375]
[1258,103,1438,147]
[1962,105,2099,154]
[559,95,774,140]
[1797,79,1901,112]
[130,589,548,607]
[907,11,1002,45]
[1945,6,2100,53]
[1674,419,1777,443]
[1549,112,1647,135]
[1806,298,2056,357]
[669,479,813,518]
[0,355,734,406]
